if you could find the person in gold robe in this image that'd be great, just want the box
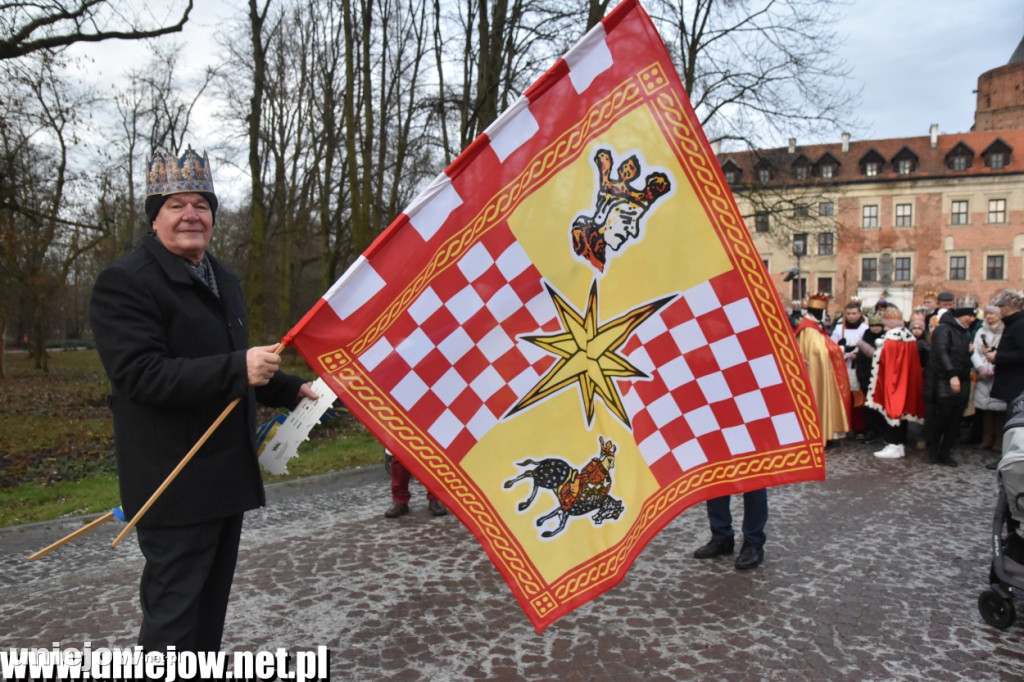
[794,293,851,444]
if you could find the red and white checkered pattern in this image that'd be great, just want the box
[621,272,804,487]
[357,225,558,462]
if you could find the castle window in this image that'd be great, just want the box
[754,212,770,232]
[896,159,913,175]
[982,139,1012,169]
[820,164,834,179]
[862,204,879,229]
[894,257,911,281]
[861,258,878,282]
[819,201,834,217]
[987,255,1005,280]
[950,255,967,281]
[758,168,771,183]
[818,232,834,255]
[952,156,968,171]
[865,162,879,177]
[988,198,1007,224]
[895,203,913,227]
[951,200,969,225]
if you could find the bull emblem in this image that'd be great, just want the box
[570,148,671,273]
[503,436,624,538]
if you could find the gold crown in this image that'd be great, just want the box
[146,146,215,198]
[806,292,830,310]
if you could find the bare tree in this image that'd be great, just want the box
[652,0,858,149]
[0,1,194,60]
[0,53,107,370]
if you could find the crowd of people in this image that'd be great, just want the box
[787,289,1024,470]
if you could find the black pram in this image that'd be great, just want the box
[979,395,1024,629]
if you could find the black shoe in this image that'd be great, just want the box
[986,459,1001,470]
[939,457,959,468]
[735,543,764,570]
[693,537,734,559]
[384,502,409,518]
[428,499,448,517]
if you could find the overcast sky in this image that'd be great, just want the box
[832,0,1023,144]
[70,0,1024,151]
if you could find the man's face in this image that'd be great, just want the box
[923,298,937,312]
[938,299,954,309]
[844,308,862,325]
[152,192,213,262]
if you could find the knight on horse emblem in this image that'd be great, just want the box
[503,436,625,538]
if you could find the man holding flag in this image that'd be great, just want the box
[89,146,316,652]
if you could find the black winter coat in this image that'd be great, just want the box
[993,310,1024,402]
[89,233,305,527]
[925,313,973,404]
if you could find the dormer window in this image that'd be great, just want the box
[891,146,919,175]
[754,158,774,184]
[983,139,1013,170]
[814,151,840,180]
[945,142,974,171]
[859,149,886,177]
[791,154,811,182]
[720,159,742,184]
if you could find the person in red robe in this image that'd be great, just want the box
[865,306,926,459]
[794,293,851,444]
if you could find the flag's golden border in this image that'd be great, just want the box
[311,63,823,622]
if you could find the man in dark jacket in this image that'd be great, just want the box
[924,297,977,466]
[990,289,1024,405]
[90,146,317,653]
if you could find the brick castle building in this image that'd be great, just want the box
[718,35,1024,315]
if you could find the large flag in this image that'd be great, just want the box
[284,0,822,631]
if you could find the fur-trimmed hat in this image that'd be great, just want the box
[992,289,1024,311]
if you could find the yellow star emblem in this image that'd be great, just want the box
[507,280,674,426]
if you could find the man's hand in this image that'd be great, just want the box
[297,382,319,401]
[247,344,282,386]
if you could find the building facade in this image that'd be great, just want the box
[718,37,1024,315]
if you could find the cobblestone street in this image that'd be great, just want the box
[2,439,1022,680]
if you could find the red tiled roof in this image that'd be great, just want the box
[717,128,1024,186]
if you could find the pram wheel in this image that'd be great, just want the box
[979,590,1016,629]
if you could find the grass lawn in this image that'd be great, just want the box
[0,348,383,528]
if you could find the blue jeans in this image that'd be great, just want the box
[706,488,768,548]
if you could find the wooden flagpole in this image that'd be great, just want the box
[110,343,285,549]
[28,510,116,561]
